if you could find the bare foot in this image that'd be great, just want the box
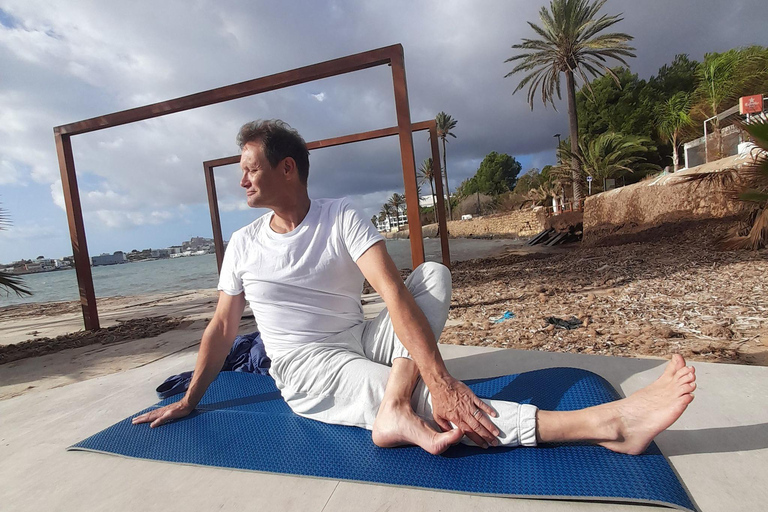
[599,354,696,455]
[372,400,464,455]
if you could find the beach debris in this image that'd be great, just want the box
[545,316,583,330]
[490,311,515,323]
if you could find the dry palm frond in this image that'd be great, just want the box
[718,208,768,250]
[697,118,768,250]
[676,168,740,193]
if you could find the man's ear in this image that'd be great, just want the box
[282,157,297,180]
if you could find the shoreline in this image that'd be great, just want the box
[1,222,766,401]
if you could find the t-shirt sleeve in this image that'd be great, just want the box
[217,232,244,295]
[340,199,385,261]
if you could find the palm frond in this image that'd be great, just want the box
[506,0,635,112]
[0,274,32,298]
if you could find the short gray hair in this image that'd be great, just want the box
[236,119,310,185]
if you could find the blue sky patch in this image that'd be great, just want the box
[0,8,19,29]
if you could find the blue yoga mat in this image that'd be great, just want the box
[69,367,696,511]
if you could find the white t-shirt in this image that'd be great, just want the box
[217,197,384,357]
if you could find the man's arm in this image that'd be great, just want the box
[356,241,499,447]
[132,291,246,428]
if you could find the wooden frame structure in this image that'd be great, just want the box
[53,44,421,331]
[203,119,450,275]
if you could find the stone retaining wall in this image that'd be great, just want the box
[382,209,545,239]
[583,154,751,243]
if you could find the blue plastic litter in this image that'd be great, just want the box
[490,311,515,323]
[69,368,696,511]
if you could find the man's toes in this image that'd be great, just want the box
[676,369,695,383]
[665,355,685,376]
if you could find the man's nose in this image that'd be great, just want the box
[240,173,249,188]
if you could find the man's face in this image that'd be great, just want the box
[240,141,282,209]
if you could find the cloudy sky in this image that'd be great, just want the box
[0,0,765,263]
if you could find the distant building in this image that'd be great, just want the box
[150,248,172,259]
[683,95,767,169]
[419,195,436,208]
[189,237,211,249]
[91,251,127,266]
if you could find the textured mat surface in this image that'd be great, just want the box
[69,367,696,511]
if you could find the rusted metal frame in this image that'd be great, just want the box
[53,44,420,331]
[55,133,99,329]
[53,45,400,137]
[204,120,451,273]
[203,162,225,272]
[389,50,423,270]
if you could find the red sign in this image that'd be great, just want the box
[740,94,764,114]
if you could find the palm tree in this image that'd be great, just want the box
[0,204,32,298]
[557,132,660,191]
[695,52,739,161]
[435,112,457,220]
[656,92,693,172]
[728,119,768,249]
[418,158,437,222]
[505,0,635,205]
[380,205,394,232]
[388,193,405,231]
[681,119,768,249]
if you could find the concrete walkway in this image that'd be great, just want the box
[2,341,767,511]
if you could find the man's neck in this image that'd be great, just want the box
[269,193,311,234]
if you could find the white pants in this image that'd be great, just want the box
[269,262,538,448]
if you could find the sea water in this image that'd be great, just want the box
[1,238,524,307]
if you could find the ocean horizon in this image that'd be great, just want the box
[1,238,525,307]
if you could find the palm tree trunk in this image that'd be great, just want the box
[565,70,583,207]
[441,137,453,220]
[672,133,679,172]
[429,180,436,224]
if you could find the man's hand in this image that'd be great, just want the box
[429,374,500,448]
[132,400,195,428]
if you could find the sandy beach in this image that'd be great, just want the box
[441,223,768,366]
[1,222,766,401]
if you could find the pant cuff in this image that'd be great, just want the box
[518,403,538,447]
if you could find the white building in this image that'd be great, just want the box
[375,210,408,232]
[419,195,436,208]
[91,251,127,266]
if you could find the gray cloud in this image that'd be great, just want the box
[0,0,765,259]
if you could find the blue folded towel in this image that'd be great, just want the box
[156,331,270,399]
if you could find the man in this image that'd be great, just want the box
[134,120,696,455]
